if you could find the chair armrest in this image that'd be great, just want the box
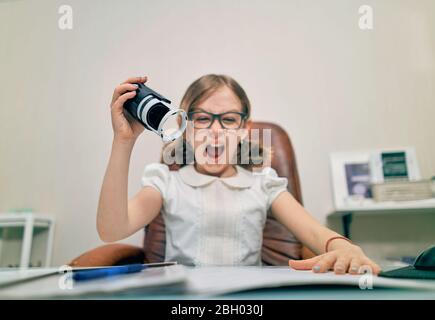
[68,243,145,267]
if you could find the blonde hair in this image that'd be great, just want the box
[164,74,269,170]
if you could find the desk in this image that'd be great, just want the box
[0,264,434,299]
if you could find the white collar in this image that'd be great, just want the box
[178,165,254,189]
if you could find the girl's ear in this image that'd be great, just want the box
[245,119,252,131]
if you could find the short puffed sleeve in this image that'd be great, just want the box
[260,167,288,209]
[141,163,170,200]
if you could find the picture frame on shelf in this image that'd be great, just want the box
[369,147,420,184]
[330,151,373,209]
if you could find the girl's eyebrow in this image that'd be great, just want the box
[192,108,242,113]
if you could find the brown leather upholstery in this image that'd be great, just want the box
[69,243,145,267]
[69,121,310,267]
[144,121,303,265]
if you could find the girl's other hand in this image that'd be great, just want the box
[289,245,382,275]
[110,76,147,143]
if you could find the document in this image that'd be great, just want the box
[0,268,60,288]
[0,265,187,298]
[184,266,435,296]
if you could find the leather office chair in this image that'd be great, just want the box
[69,121,314,267]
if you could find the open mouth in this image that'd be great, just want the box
[204,143,225,162]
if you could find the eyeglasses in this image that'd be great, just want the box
[187,111,247,129]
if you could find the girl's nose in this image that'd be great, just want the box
[209,120,225,142]
[210,119,222,134]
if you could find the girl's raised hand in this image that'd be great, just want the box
[289,244,382,275]
[110,76,147,143]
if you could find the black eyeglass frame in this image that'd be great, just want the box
[187,110,248,129]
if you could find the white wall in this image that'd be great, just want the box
[1,0,434,266]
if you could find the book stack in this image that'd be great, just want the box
[372,180,433,202]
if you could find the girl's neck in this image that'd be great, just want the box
[194,164,237,178]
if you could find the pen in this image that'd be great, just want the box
[72,262,177,282]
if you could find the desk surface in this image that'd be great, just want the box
[126,286,435,300]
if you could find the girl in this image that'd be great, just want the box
[97,74,381,275]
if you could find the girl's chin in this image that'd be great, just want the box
[196,163,233,176]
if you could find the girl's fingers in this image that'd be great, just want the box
[121,76,148,85]
[112,91,136,113]
[373,263,382,275]
[312,253,337,273]
[112,83,139,104]
[290,251,381,275]
[111,76,147,104]
[360,259,382,275]
[289,255,325,270]
[115,83,139,95]
[333,256,350,275]
[349,258,362,274]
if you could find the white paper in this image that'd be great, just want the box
[0,265,187,298]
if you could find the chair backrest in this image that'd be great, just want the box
[143,121,303,265]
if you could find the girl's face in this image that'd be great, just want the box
[190,86,251,177]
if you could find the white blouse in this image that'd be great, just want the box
[141,163,288,266]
